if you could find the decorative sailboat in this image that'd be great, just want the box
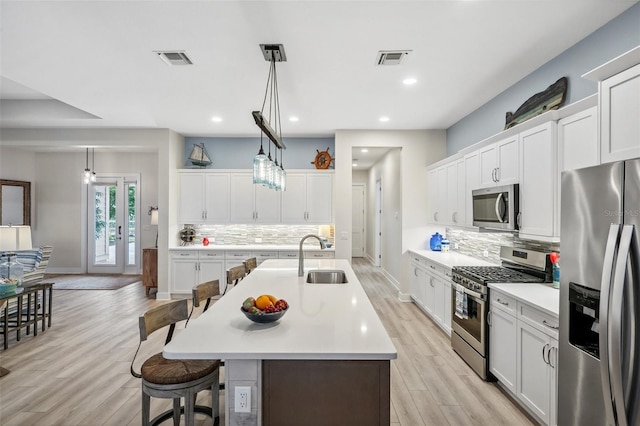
[188,143,212,167]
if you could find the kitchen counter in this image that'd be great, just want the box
[489,283,559,317]
[164,258,396,425]
[408,249,496,269]
[169,244,335,252]
[164,258,395,360]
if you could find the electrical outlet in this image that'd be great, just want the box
[235,386,251,413]
[255,237,262,243]
[210,237,215,242]
[454,242,459,250]
[483,250,489,258]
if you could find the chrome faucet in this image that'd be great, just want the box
[298,234,326,277]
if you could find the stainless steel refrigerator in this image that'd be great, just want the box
[558,158,640,426]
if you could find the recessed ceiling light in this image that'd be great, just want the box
[352,159,358,167]
[211,116,222,123]
[379,116,390,122]
[403,77,417,85]
[361,148,369,153]
[289,116,299,122]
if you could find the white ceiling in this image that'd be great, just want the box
[0,0,636,141]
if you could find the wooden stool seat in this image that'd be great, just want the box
[142,353,220,385]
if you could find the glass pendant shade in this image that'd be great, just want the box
[253,146,269,184]
[280,167,287,191]
[265,154,274,188]
[273,161,282,191]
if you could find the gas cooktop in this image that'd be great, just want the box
[452,265,545,285]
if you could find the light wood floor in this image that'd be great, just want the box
[0,259,535,425]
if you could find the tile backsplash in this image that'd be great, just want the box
[183,224,335,246]
[445,228,560,263]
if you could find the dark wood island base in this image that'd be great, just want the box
[262,359,390,425]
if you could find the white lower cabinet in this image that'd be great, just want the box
[490,288,558,425]
[170,251,225,294]
[408,254,452,335]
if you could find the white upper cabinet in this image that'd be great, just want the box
[427,169,440,224]
[446,159,465,226]
[229,173,281,223]
[519,122,557,239]
[178,172,229,224]
[600,63,640,163]
[464,151,480,227]
[281,172,333,224]
[479,136,519,187]
[558,106,599,172]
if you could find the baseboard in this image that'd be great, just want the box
[45,267,83,274]
[360,256,408,302]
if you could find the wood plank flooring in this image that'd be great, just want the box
[0,259,535,425]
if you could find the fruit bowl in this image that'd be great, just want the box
[241,307,288,324]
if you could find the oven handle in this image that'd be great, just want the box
[455,284,484,300]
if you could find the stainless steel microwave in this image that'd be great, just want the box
[472,184,519,231]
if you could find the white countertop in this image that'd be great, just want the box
[169,244,334,251]
[163,259,397,361]
[408,249,497,269]
[489,283,559,317]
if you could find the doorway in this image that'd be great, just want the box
[374,178,382,267]
[352,184,365,257]
[87,175,140,274]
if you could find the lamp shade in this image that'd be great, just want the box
[150,209,159,225]
[0,226,32,251]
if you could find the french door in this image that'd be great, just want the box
[88,175,140,274]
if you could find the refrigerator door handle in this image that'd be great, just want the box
[600,224,621,426]
[610,224,635,426]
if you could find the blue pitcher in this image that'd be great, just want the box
[430,233,443,251]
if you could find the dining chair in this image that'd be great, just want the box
[130,299,220,426]
[223,264,246,295]
[243,257,258,275]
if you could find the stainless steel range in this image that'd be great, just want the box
[451,246,552,380]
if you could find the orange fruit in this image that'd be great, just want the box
[256,295,274,310]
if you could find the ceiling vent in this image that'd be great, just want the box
[375,50,411,66]
[155,51,193,66]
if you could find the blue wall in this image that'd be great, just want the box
[184,137,335,170]
[447,3,640,155]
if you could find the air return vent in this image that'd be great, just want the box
[375,50,411,66]
[155,51,193,66]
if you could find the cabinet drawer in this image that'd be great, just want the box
[279,251,299,259]
[225,251,253,259]
[255,251,279,260]
[490,291,517,316]
[171,250,198,260]
[519,303,559,338]
[306,251,334,259]
[424,260,451,279]
[199,251,224,259]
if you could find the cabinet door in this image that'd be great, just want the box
[496,136,519,185]
[601,63,640,163]
[558,106,599,172]
[517,321,552,424]
[306,174,333,223]
[424,272,436,315]
[446,162,458,225]
[431,275,445,326]
[179,173,205,224]
[490,307,517,394]
[229,173,256,223]
[204,174,230,223]
[479,145,498,187]
[464,152,480,227]
[199,259,225,294]
[442,280,452,335]
[437,166,448,223]
[255,183,281,223]
[519,122,557,238]
[427,169,440,224]
[455,159,466,226]
[281,173,307,223]
[409,263,426,308]
[171,259,198,294]
[549,338,558,426]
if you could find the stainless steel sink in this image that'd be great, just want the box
[305,270,348,284]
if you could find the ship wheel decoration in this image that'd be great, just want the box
[311,147,334,170]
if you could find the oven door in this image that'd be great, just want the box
[451,284,487,356]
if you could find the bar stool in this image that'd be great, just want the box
[243,257,258,275]
[223,264,246,295]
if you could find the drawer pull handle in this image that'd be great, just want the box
[430,265,436,270]
[496,298,509,306]
[543,320,559,329]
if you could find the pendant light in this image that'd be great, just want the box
[90,148,97,182]
[252,44,287,191]
[83,148,91,184]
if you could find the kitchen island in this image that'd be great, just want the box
[164,258,397,426]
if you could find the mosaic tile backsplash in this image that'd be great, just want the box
[185,224,335,246]
[445,228,560,263]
